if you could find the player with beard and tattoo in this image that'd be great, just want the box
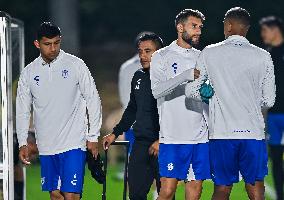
[150,9,210,200]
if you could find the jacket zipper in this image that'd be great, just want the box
[49,64,52,81]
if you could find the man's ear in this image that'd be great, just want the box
[34,40,40,49]
[226,22,233,33]
[177,23,184,33]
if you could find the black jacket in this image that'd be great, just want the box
[268,43,284,113]
[113,68,159,144]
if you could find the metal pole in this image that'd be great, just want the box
[102,149,108,200]
[11,17,25,200]
[109,141,129,200]
[123,142,129,200]
[0,11,14,200]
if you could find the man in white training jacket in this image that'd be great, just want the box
[185,7,276,200]
[16,22,102,200]
[150,9,210,200]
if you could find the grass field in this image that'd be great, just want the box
[26,162,275,200]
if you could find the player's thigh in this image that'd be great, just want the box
[60,148,86,193]
[159,144,193,180]
[209,140,239,185]
[269,145,284,164]
[39,155,60,192]
[267,114,284,145]
[239,140,268,184]
[128,141,149,166]
[187,142,210,181]
[128,142,154,198]
[150,155,161,192]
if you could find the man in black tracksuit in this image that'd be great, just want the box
[103,33,164,200]
[260,16,284,200]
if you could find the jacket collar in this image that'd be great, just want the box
[224,35,250,45]
[170,40,197,54]
[39,49,64,66]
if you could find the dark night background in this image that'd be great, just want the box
[1,0,283,130]
[1,1,283,199]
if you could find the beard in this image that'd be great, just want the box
[181,31,200,47]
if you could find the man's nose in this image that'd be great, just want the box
[196,28,201,35]
[140,52,147,59]
[51,44,56,51]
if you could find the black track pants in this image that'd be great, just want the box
[270,145,284,200]
[128,141,160,200]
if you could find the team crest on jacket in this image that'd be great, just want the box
[34,76,40,86]
[135,79,141,90]
[62,69,69,78]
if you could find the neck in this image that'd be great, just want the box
[143,67,150,71]
[41,51,60,64]
[41,56,53,64]
[228,32,246,38]
[176,37,192,49]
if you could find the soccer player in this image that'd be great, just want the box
[103,33,163,200]
[16,22,102,200]
[185,7,276,200]
[150,9,210,200]
[259,16,284,200]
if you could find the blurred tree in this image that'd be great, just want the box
[1,0,284,120]
[0,0,49,64]
[49,0,80,56]
[2,0,284,66]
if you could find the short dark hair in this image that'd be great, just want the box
[259,16,283,33]
[36,22,61,40]
[137,33,164,50]
[225,7,251,27]
[135,31,155,47]
[175,9,205,27]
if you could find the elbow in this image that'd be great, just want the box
[262,96,275,109]
[184,84,192,98]
[153,93,160,99]
[264,100,275,109]
[151,88,160,99]
[185,84,202,101]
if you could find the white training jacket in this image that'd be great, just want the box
[150,41,209,144]
[185,35,276,140]
[118,54,142,109]
[16,50,102,155]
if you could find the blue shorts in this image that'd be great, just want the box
[39,148,86,193]
[267,113,284,145]
[125,129,135,154]
[158,143,210,181]
[209,139,268,185]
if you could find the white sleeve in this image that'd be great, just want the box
[261,53,276,108]
[150,52,194,99]
[16,68,32,148]
[185,50,208,101]
[78,62,102,142]
[118,63,128,108]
